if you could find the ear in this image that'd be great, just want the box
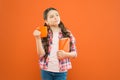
[45,20,48,25]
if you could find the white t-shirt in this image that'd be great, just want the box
[47,31,60,72]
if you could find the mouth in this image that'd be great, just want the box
[55,20,60,23]
[55,20,58,22]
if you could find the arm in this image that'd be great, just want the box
[35,37,45,57]
[33,30,45,57]
[57,50,77,60]
[57,31,77,60]
[65,51,77,58]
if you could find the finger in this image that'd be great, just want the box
[57,51,61,55]
[58,50,63,52]
[58,57,64,60]
[58,56,63,60]
[57,50,61,53]
[36,30,41,34]
[34,30,41,36]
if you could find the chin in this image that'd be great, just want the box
[54,23,59,26]
[50,24,58,27]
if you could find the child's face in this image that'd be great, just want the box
[45,10,60,26]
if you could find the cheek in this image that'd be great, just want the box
[58,17,60,22]
[48,19,54,23]
[47,19,52,24]
[48,20,53,24]
[58,20,60,24]
[58,17,60,20]
[47,21,54,26]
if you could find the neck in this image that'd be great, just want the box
[50,26,60,32]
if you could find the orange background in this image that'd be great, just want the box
[0,0,120,80]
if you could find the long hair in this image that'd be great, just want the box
[42,7,72,60]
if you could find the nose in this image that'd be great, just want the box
[54,16,57,20]
[54,15,58,19]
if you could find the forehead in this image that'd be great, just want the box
[47,10,59,16]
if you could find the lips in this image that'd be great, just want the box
[55,20,60,23]
[55,20,58,22]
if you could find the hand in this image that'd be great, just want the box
[33,30,41,38]
[57,50,68,60]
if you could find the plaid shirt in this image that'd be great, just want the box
[39,29,77,72]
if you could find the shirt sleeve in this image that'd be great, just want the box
[69,31,77,56]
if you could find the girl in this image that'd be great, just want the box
[33,7,77,80]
